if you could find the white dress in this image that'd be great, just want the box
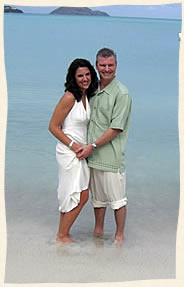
[56,97,90,213]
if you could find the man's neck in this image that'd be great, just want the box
[99,77,115,91]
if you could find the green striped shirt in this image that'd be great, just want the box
[87,77,132,173]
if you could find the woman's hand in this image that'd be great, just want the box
[71,142,82,154]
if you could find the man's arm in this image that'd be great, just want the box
[76,128,121,160]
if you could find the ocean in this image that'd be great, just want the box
[4,13,181,283]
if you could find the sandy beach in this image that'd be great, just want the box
[5,179,178,283]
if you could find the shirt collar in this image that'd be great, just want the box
[97,77,117,95]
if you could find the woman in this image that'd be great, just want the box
[49,58,98,243]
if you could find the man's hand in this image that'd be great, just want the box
[76,145,93,160]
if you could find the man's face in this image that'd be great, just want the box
[96,55,117,82]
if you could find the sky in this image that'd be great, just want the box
[10,3,182,19]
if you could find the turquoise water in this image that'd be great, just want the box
[4,13,181,283]
[4,13,180,193]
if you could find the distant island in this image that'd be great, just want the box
[4,5,23,13]
[4,5,109,17]
[50,7,109,16]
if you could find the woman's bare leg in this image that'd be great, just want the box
[56,189,88,242]
[56,212,65,241]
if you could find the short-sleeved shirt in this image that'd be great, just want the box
[87,77,132,173]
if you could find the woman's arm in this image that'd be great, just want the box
[48,91,81,153]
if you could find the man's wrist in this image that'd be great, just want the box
[91,143,97,150]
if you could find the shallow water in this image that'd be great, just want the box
[5,186,178,283]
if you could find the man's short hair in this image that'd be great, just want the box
[96,48,117,64]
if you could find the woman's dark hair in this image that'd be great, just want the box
[64,58,98,102]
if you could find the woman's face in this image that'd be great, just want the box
[75,67,91,92]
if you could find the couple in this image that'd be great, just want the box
[49,48,132,244]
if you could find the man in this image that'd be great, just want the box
[77,48,132,243]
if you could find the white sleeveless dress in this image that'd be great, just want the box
[56,97,90,213]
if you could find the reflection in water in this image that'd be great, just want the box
[54,231,124,259]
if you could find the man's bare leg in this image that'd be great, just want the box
[114,206,126,243]
[56,189,88,243]
[93,207,106,236]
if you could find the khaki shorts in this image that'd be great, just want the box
[89,168,128,210]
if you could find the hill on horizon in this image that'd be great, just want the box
[50,7,109,16]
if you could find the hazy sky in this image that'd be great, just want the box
[11,3,181,19]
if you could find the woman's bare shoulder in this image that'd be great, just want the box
[58,91,75,108]
[64,91,75,100]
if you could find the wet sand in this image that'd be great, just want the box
[5,181,178,283]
